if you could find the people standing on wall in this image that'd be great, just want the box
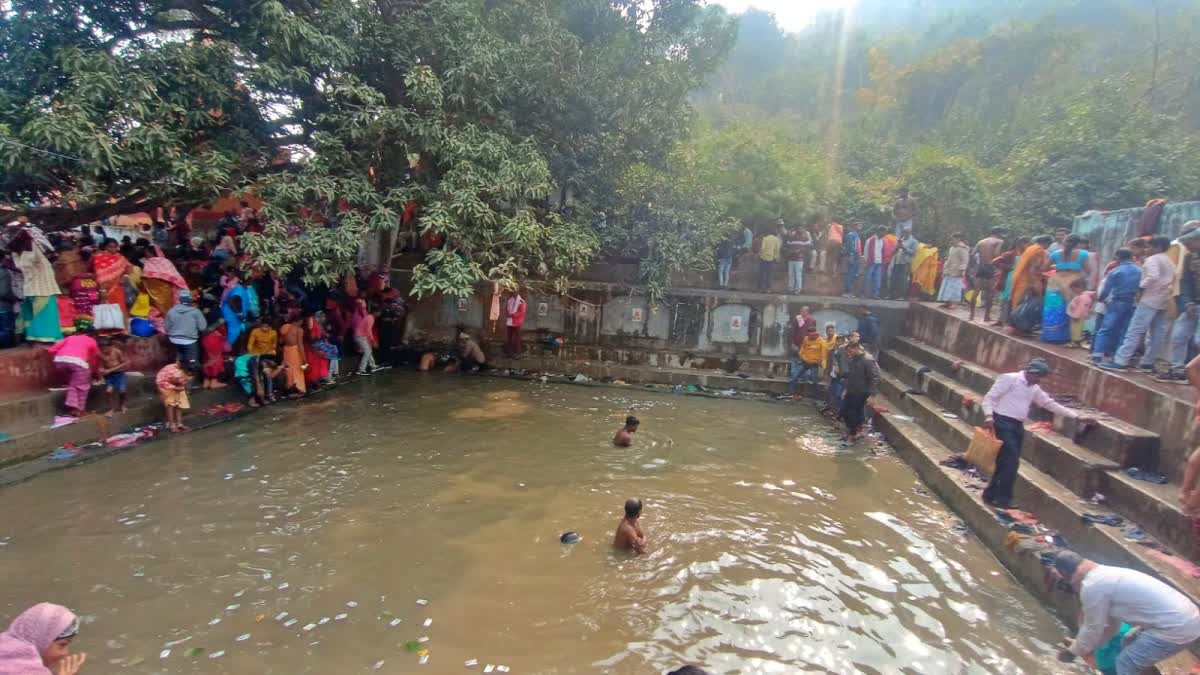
[887,228,918,300]
[504,287,527,358]
[841,222,863,297]
[1047,227,1070,255]
[980,358,1094,508]
[1161,227,1200,382]
[969,227,1007,323]
[1090,248,1142,364]
[861,225,894,300]
[892,187,916,236]
[840,341,880,442]
[714,235,735,290]
[758,225,782,291]
[937,233,970,309]
[820,221,843,274]
[1099,236,1173,372]
[784,225,813,294]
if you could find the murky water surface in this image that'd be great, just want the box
[0,374,1072,673]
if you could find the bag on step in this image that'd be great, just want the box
[965,426,1003,475]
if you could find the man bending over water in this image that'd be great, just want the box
[613,415,639,447]
[613,498,646,554]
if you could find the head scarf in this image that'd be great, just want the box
[0,603,77,675]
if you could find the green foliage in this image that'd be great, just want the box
[1,0,733,297]
[605,146,738,297]
[696,0,1200,241]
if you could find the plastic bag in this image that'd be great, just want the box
[965,426,1003,475]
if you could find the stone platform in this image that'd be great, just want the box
[874,301,1200,668]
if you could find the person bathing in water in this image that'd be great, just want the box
[613,415,639,447]
[613,498,646,554]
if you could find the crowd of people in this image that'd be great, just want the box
[0,209,410,425]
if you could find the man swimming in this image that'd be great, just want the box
[612,498,646,554]
[613,415,639,447]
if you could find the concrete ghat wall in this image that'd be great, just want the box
[403,283,908,361]
[907,303,1195,478]
[0,336,171,394]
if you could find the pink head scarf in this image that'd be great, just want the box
[0,603,78,675]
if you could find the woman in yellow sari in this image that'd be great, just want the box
[910,244,940,297]
[1008,235,1054,312]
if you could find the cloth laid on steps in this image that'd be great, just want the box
[1122,525,1148,542]
[1072,421,1096,444]
[202,402,245,417]
[940,454,970,469]
[1124,467,1169,484]
[1145,549,1200,578]
[996,508,1040,526]
[1081,513,1124,527]
[1027,421,1055,432]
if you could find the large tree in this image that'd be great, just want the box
[0,0,734,295]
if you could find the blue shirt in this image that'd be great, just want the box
[842,231,861,259]
[1099,262,1142,304]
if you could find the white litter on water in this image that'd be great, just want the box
[465,659,479,667]
[484,665,495,673]
[417,636,429,643]
[225,604,240,611]
[208,618,221,626]
[423,618,433,627]
[335,613,348,621]
[209,650,225,659]
[277,583,289,591]
[346,601,358,607]
[236,633,251,642]
[274,612,288,621]
[373,660,386,670]
[302,623,317,631]
[159,650,171,659]
[389,618,402,627]
[416,599,429,606]
[163,636,191,647]
[233,590,245,597]
[420,654,430,665]
[318,617,330,625]
[283,619,298,627]
[497,667,510,673]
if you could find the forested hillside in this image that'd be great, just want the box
[686,0,1200,245]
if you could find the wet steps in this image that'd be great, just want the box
[871,398,1200,672]
[874,344,1200,611]
[883,338,1197,563]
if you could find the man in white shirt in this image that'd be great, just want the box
[1055,551,1200,673]
[1101,236,1174,371]
[980,358,1095,508]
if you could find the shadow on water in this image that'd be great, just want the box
[0,372,1077,674]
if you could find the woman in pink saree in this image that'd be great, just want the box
[141,246,188,314]
[0,602,85,675]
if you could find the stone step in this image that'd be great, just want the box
[890,336,1158,470]
[904,303,1196,484]
[878,369,1200,600]
[872,400,1200,672]
[881,347,1199,561]
[485,343,797,378]
[0,375,160,436]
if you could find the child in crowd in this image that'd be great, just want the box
[98,337,129,417]
[1066,277,1095,349]
[246,318,278,356]
[156,359,192,432]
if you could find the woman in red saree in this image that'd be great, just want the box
[304,313,331,387]
[92,239,131,316]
